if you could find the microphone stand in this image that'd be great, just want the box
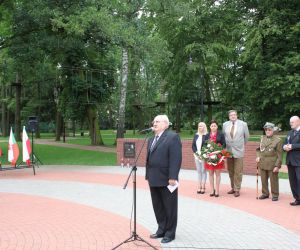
[112,131,159,250]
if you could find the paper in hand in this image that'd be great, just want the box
[167,181,179,193]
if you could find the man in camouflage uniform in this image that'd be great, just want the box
[256,122,283,201]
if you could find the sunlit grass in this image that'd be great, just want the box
[0,143,116,166]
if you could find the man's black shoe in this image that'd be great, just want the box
[161,237,174,243]
[272,197,278,201]
[150,233,164,239]
[290,200,300,206]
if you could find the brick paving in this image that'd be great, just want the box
[0,193,158,250]
[0,165,300,250]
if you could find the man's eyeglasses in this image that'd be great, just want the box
[152,120,162,125]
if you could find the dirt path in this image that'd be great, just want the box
[35,138,116,153]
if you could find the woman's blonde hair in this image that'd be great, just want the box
[197,122,208,135]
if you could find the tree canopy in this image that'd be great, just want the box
[0,0,299,142]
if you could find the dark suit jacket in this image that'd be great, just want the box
[203,132,226,148]
[284,130,300,166]
[192,134,205,153]
[146,130,182,187]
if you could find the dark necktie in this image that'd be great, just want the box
[150,136,159,152]
[230,122,235,139]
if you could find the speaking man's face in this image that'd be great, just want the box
[152,116,168,134]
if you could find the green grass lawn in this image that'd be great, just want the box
[35,145,116,165]
[0,143,116,166]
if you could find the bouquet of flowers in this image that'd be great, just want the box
[196,140,232,167]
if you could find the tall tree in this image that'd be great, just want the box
[147,0,245,127]
[240,0,300,128]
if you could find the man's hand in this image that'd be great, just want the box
[283,144,292,151]
[168,179,177,186]
[256,157,260,163]
[273,167,279,173]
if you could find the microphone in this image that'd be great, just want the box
[139,127,154,133]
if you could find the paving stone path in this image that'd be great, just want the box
[0,165,299,250]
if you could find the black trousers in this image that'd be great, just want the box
[150,186,178,239]
[287,165,300,201]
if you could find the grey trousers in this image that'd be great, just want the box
[194,158,207,184]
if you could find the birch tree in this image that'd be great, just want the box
[116,47,128,138]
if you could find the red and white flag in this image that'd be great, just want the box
[8,127,19,166]
[22,126,32,166]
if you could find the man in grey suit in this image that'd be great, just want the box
[146,115,182,243]
[223,110,249,197]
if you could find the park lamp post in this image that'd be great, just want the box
[189,56,204,121]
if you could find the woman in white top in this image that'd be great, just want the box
[192,122,208,194]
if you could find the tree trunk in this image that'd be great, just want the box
[108,105,113,129]
[72,120,76,137]
[116,47,129,139]
[205,80,212,122]
[35,124,41,139]
[14,73,21,141]
[189,120,194,135]
[135,106,144,131]
[55,109,62,141]
[80,118,85,136]
[175,103,181,133]
[1,83,7,136]
[62,120,66,142]
[87,105,103,145]
[132,112,136,135]
[6,108,11,136]
[130,51,141,134]
[35,81,41,138]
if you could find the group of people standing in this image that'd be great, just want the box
[192,110,249,198]
[192,113,300,206]
[144,113,300,244]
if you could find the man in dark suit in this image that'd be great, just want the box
[146,115,182,244]
[283,116,300,206]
